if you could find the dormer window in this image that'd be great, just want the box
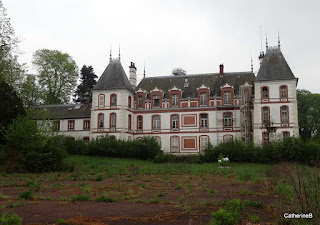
[111,94,117,107]
[138,95,143,108]
[172,94,178,107]
[262,87,269,101]
[224,91,231,104]
[200,93,207,106]
[153,95,160,107]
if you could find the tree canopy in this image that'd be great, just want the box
[32,49,78,104]
[74,65,97,103]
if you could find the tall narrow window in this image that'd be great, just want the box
[68,120,75,131]
[281,106,288,124]
[128,96,132,108]
[128,115,132,130]
[171,136,179,153]
[224,91,231,104]
[84,120,90,131]
[172,94,178,107]
[224,112,232,129]
[262,107,269,126]
[200,136,209,151]
[262,87,268,101]
[138,96,143,108]
[99,94,104,108]
[171,115,179,130]
[200,114,208,129]
[111,94,117,107]
[200,93,207,106]
[153,115,160,130]
[110,113,116,130]
[280,86,288,100]
[153,95,160,108]
[137,116,143,131]
[54,120,60,131]
[98,114,104,129]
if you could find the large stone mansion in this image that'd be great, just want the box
[38,44,299,154]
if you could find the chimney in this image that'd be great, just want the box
[219,64,224,75]
[129,62,137,88]
[258,52,265,65]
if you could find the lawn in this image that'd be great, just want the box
[0,156,318,224]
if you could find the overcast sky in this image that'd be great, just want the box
[4,0,320,93]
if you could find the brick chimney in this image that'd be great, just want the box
[219,64,224,75]
[129,62,137,88]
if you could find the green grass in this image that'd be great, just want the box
[71,194,91,202]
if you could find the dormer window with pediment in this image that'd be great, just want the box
[169,86,182,108]
[136,89,146,109]
[197,85,209,107]
[221,83,234,106]
[150,87,163,109]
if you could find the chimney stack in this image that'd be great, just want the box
[129,62,137,88]
[219,64,224,75]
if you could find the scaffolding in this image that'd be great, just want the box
[240,84,253,143]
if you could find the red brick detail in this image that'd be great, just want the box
[181,102,188,107]
[182,115,197,127]
[182,137,197,150]
[190,102,197,107]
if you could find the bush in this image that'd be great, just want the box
[3,111,68,173]
[63,136,87,155]
[211,208,235,225]
[0,213,22,225]
[19,191,33,200]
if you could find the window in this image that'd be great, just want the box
[83,136,90,141]
[68,120,75,131]
[283,132,290,139]
[137,116,143,131]
[171,136,179,153]
[128,96,132,108]
[171,115,179,130]
[280,86,288,100]
[262,107,269,125]
[262,87,268,101]
[110,113,116,130]
[224,135,233,142]
[138,96,143,108]
[224,112,232,129]
[54,120,60,131]
[200,93,207,106]
[200,114,208,129]
[128,115,132,130]
[200,136,209,151]
[281,106,288,124]
[99,94,104,108]
[84,120,90,131]
[172,94,178,107]
[98,114,104,129]
[110,94,117,107]
[153,115,160,130]
[224,91,231,104]
[153,95,160,108]
[263,132,270,143]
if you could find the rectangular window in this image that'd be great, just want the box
[200,136,209,151]
[138,96,143,108]
[172,94,178,107]
[171,115,179,130]
[84,120,90,130]
[111,94,117,107]
[153,115,160,130]
[153,95,160,108]
[281,86,287,99]
[283,132,290,138]
[224,91,231,104]
[224,112,232,128]
[68,120,75,131]
[128,96,132,108]
[200,93,207,106]
[263,107,269,125]
[99,95,104,108]
[137,116,143,131]
[200,114,208,129]
[262,87,268,100]
[281,106,288,124]
[171,136,179,153]
[98,114,104,129]
[54,120,60,131]
[128,115,132,130]
[110,113,116,130]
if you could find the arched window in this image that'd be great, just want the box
[262,107,269,126]
[128,96,132,108]
[110,113,116,131]
[98,114,104,129]
[137,115,143,132]
[171,136,179,153]
[223,135,233,142]
[283,131,290,138]
[128,115,132,130]
[281,106,289,125]
[200,136,209,151]
[280,85,288,100]
[98,94,105,108]
[171,114,179,131]
[152,115,160,131]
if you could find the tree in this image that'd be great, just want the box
[297,89,320,140]
[0,79,25,145]
[0,0,25,89]
[20,74,41,107]
[74,65,97,103]
[172,68,186,76]
[32,49,78,104]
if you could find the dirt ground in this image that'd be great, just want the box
[0,173,285,224]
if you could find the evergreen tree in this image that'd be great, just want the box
[74,65,98,103]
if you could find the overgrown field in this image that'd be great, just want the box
[0,156,319,224]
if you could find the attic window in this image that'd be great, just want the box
[153,95,160,107]
[184,78,189,87]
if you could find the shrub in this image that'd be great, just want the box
[63,136,87,155]
[19,191,33,200]
[211,208,235,225]
[95,194,117,202]
[71,194,91,202]
[0,213,22,225]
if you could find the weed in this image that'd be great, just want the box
[27,180,41,191]
[94,174,103,181]
[179,195,186,206]
[174,184,183,190]
[249,214,260,223]
[156,192,164,197]
[242,199,263,208]
[207,189,217,196]
[19,191,33,200]
[211,208,235,225]
[0,213,22,225]
[138,183,146,188]
[95,194,118,202]
[82,184,92,194]
[57,218,66,224]
[71,194,91,202]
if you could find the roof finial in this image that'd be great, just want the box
[143,62,146,78]
[251,55,253,73]
[260,25,263,53]
[118,44,121,60]
[278,31,281,49]
[109,45,112,62]
[266,34,268,50]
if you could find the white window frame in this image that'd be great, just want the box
[153,95,160,108]
[224,91,231,104]
[110,113,116,129]
[172,94,178,107]
[153,115,160,130]
[171,115,179,130]
[200,136,209,151]
[224,112,232,128]
[200,93,207,106]
[171,136,179,153]
[200,114,208,129]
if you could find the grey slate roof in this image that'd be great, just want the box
[34,104,91,119]
[256,47,296,81]
[93,59,134,92]
[136,72,255,99]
